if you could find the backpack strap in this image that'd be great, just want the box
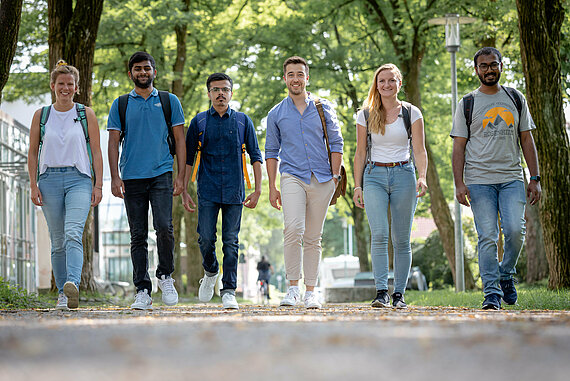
[75,103,95,180]
[401,101,412,140]
[363,108,372,174]
[158,90,175,156]
[462,92,475,141]
[37,105,51,179]
[118,93,129,143]
[190,111,208,182]
[235,112,251,189]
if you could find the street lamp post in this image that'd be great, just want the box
[428,14,475,292]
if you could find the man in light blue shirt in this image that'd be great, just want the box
[265,56,343,309]
[107,51,186,310]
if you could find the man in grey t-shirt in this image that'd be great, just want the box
[451,47,541,310]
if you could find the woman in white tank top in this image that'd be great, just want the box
[352,63,428,309]
[27,61,103,310]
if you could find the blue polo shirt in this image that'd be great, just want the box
[186,106,263,204]
[107,88,185,180]
[265,95,343,184]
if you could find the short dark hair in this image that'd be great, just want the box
[283,56,309,75]
[128,51,156,72]
[206,72,233,90]
[473,47,502,67]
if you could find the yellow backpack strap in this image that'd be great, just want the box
[191,112,207,182]
[237,112,251,189]
[241,143,251,189]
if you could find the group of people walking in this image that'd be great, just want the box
[28,47,541,312]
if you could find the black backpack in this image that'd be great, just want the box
[117,90,176,156]
[462,85,523,140]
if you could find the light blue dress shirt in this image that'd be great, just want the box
[265,95,343,184]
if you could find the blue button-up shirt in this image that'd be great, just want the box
[265,95,343,184]
[186,106,262,204]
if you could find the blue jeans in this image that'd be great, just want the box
[467,180,526,297]
[39,167,92,292]
[363,163,417,293]
[123,172,174,294]
[197,196,243,292]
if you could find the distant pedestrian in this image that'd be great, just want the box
[265,56,344,309]
[183,72,262,310]
[257,256,274,299]
[107,51,186,310]
[27,60,104,310]
[352,63,428,309]
[451,47,541,310]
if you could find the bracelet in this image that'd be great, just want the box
[354,186,362,191]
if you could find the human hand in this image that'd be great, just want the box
[243,190,261,209]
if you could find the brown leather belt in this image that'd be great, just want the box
[371,160,409,167]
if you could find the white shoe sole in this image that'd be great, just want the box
[63,282,79,309]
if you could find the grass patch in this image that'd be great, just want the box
[407,284,570,310]
[0,277,49,309]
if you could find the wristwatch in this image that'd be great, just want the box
[333,174,342,181]
[530,175,541,182]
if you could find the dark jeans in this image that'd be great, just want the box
[124,172,174,293]
[197,197,243,291]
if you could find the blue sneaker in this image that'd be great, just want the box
[482,294,501,310]
[500,278,518,305]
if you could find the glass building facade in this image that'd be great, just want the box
[0,110,36,291]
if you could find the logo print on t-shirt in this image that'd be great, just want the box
[482,107,515,129]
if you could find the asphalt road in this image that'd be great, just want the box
[1,304,569,381]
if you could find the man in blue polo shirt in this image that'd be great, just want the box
[182,72,262,309]
[265,56,344,309]
[107,51,186,310]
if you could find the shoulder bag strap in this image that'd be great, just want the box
[314,97,334,175]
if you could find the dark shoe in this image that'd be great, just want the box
[482,294,502,310]
[500,278,518,305]
[371,290,390,308]
[392,292,407,309]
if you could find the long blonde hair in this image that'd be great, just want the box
[363,63,402,135]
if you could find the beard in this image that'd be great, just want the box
[287,82,305,95]
[132,75,154,89]
[478,71,501,86]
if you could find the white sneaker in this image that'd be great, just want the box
[198,273,218,302]
[158,275,178,306]
[63,281,79,309]
[131,289,152,310]
[222,293,239,309]
[280,287,300,306]
[56,293,68,310]
[304,293,322,309]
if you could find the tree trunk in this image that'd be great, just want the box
[516,0,570,289]
[352,205,370,272]
[524,176,548,283]
[185,183,202,295]
[47,0,104,292]
[0,0,23,104]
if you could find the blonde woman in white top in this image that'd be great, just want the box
[27,61,103,310]
[353,63,427,309]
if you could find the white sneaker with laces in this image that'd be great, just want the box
[280,287,300,306]
[56,293,68,310]
[63,281,79,309]
[222,293,239,309]
[198,273,218,302]
[304,293,322,309]
[131,289,152,310]
[158,275,178,306]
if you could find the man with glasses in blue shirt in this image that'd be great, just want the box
[183,73,262,309]
[451,47,541,310]
[265,56,344,309]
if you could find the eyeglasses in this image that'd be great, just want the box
[209,87,232,93]
[477,62,501,71]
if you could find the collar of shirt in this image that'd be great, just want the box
[209,105,232,118]
[129,87,158,99]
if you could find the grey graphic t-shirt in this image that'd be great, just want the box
[450,87,535,185]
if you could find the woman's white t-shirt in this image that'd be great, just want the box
[39,104,91,177]
[356,104,422,163]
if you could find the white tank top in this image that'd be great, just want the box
[38,104,91,177]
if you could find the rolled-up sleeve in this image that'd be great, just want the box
[245,115,263,164]
[322,100,343,153]
[264,110,281,161]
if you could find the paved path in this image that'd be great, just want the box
[1,305,569,381]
